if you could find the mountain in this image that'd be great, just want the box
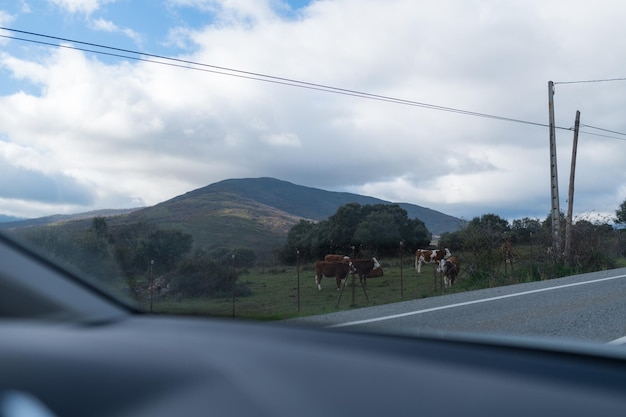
[188,177,463,234]
[3,178,464,252]
[110,178,463,250]
[0,214,25,223]
[0,209,139,229]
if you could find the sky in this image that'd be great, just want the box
[0,0,625,224]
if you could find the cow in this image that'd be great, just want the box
[415,248,451,273]
[350,257,381,287]
[324,254,351,262]
[366,266,384,278]
[440,256,460,288]
[314,260,353,291]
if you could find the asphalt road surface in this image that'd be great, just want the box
[288,268,626,345]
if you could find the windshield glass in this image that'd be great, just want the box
[1,1,625,345]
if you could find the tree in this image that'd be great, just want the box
[403,218,431,250]
[168,256,249,298]
[109,223,192,277]
[460,213,511,273]
[510,217,543,244]
[91,216,108,239]
[616,199,626,224]
[109,222,157,277]
[13,220,121,287]
[468,213,510,236]
[568,219,617,270]
[354,211,401,251]
[140,229,193,273]
[279,219,317,263]
[279,203,431,261]
[327,203,362,251]
[207,247,257,268]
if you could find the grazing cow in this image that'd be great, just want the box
[324,254,351,262]
[350,257,381,286]
[314,261,353,291]
[415,248,451,273]
[440,256,460,288]
[366,266,384,278]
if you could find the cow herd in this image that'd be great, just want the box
[314,247,460,291]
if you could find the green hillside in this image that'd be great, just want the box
[186,177,463,234]
[4,177,464,255]
[111,190,301,255]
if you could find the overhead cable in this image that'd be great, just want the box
[554,77,626,85]
[1,27,624,140]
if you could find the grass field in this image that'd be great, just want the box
[141,256,508,320]
[139,243,626,320]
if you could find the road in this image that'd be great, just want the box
[288,268,626,345]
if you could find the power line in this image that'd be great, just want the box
[551,79,626,140]
[580,124,626,136]
[0,27,624,139]
[1,27,548,128]
[578,130,626,141]
[555,77,626,85]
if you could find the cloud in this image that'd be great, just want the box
[0,11,16,46]
[0,0,625,222]
[49,0,115,15]
[0,151,94,205]
[260,132,301,147]
[89,17,142,44]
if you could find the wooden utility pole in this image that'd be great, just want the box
[296,249,300,312]
[399,241,404,299]
[231,254,236,318]
[548,81,561,256]
[564,110,580,266]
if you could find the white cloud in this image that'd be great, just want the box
[260,132,301,147]
[0,12,16,46]
[0,0,625,221]
[49,0,115,15]
[89,17,142,44]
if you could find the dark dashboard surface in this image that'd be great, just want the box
[2,315,626,417]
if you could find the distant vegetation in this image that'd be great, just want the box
[8,198,626,320]
[440,212,624,284]
[13,218,256,301]
[6,180,626,319]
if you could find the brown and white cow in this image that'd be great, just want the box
[366,266,384,279]
[350,257,381,286]
[440,256,460,288]
[324,254,351,263]
[314,260,353,291]
[415,248,451,273]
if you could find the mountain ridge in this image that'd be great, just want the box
[194,177,464,234]
[2,178,464,252]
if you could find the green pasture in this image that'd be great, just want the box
[143,258,444,320]
[141,241,626,320]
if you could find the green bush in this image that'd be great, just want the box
[168,256,249,297]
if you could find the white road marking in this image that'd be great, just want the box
[328,274,626,328]
[607,336,626,345]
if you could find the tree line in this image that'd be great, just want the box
[10,197,626,302]
[12,218,256,300]
[439,210,623,284]
[278,202,431,263]
[280,201,626,284]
